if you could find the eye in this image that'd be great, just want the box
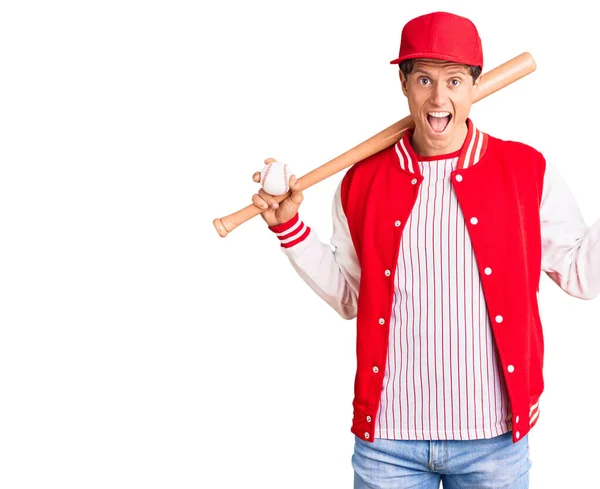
[418,77,431,86]
[449,78,461,87]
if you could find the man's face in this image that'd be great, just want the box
[400,59,481,155]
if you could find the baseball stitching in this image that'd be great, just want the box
[261,163,272,187]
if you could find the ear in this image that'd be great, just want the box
[399,70,408,97]
[473,72,483,90]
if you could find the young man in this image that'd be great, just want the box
[251,11,600,489]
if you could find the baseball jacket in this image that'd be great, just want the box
[269,119,600,444]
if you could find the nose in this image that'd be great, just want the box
[429,82,448,107]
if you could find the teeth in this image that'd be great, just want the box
[428,111,451,117]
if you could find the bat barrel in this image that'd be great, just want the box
[475,52,536,102]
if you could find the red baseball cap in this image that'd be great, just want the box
[389,11,483,69]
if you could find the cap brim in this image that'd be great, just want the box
[389,52,481,67]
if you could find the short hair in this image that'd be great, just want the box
[399,58,482,84]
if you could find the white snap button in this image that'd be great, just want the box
[470,217,478,225]
[366,416,371,422]
[364,432,370,439]
[516,431,520,439]
[455,174,463,182]
[516,416,520,424]
[508,365,515,373]
[411,178,418,185]
[495,315,503,323]
[395,220,401,227]
[484,267,492,275]
[378,318,385,325]
[385,270,391,276]
[373,366,379,373]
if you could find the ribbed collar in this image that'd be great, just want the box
[394,118,489,176]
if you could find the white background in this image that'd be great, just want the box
[0,0,598,488]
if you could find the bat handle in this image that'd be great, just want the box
[213,218,229,237]
[213,190,293,237]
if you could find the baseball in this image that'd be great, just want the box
[260,161,293,196]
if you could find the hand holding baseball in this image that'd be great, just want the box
[252,158,304,227]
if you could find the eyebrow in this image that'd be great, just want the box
[412,67,468,77]
[412,68,432,76]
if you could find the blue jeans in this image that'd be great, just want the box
[352,431,531,488]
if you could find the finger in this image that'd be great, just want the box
[252,193,269,210]
[258,188,280,209]
[252,171,261,183]
[264,157,277,165]
[288,175,304,205]
[289,175,301,190]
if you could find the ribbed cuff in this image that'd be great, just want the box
[268,213,311,248]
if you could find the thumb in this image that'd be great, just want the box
[288,175,304,205]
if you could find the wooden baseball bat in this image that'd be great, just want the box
[214,51,536,237]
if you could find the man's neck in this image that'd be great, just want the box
[410,122,469,158]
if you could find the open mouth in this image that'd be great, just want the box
[427,111,452,134]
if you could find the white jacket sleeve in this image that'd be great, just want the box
[268,182,360,319]
[540,160,600,299]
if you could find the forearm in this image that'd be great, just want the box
[544,217,600,300]
[541,161,600,299]
[269,214,359,319]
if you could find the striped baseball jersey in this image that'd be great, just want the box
[374,133,509,441]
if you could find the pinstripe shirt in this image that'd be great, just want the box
[375,143,509,440]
